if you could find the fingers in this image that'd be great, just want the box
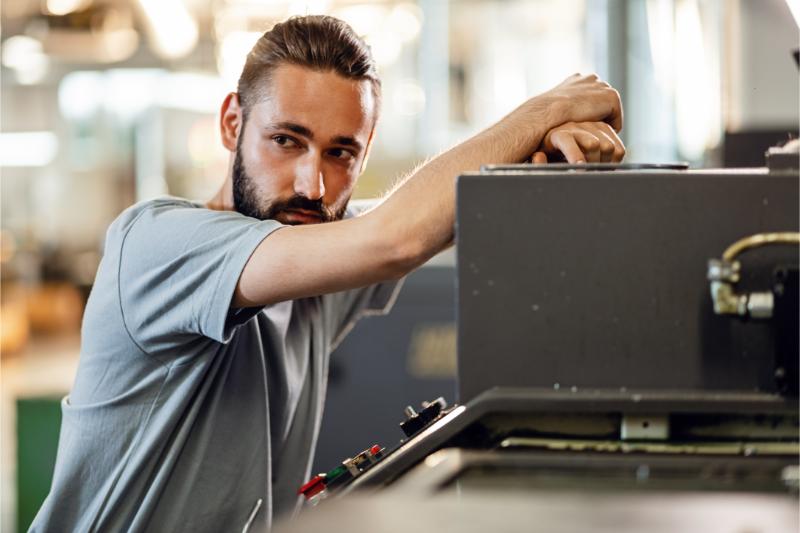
[549,127,603,164]
[605,87,623,132]
[584,76,623,132]
[531,151,548,164]
[549,130,586,164]
[574,130,605,162]
[540,122,625,164]
[581,123,615,163]
[590,122,626,162]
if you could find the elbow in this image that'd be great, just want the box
[368,214,428,280]
[387,238,427,279]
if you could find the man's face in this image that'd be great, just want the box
[232,63,377,225]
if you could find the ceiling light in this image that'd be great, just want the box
[136,0,198,59]
[0,132,58,167]
[45,0,91,16]
[1,35,49,85]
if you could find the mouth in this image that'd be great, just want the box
[278,209,324,225]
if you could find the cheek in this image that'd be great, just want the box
[324,172,357,204]
[242,143,296,192]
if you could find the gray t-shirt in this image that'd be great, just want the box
[31,197,400,532]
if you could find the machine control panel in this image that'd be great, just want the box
[298,444,386,502]
[299,398,450,501]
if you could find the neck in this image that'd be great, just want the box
[206,169,235,212]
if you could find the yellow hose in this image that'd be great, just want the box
[722,232,800,262]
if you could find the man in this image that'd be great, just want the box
[32,15,624,533]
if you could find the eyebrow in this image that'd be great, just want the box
[331,135,363,152]
[268,121,313,139]
[267,122,364,153]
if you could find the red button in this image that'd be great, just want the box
[370,445,381,456]
[298,474,326,498]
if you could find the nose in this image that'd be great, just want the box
[294,154,325,201]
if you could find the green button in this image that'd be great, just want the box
[326,465,347,481]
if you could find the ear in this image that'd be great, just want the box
[359,125,377,174]
[220,92,243,152]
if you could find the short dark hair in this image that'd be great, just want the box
[237,15,381,122]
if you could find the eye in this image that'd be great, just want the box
[328,147,356,161]
[272,134,299,148]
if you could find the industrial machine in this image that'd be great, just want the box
[278,159,800,533]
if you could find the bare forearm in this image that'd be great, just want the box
[369,97,558,268]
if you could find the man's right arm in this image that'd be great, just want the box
[233,74,622,308]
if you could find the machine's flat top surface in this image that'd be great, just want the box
[456,170,799,401]
[482,162,690,171]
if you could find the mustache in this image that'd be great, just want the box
[272,195,338,222]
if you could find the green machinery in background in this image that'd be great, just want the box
[16,396,61,533]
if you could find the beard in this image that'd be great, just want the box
[232,140,348,225]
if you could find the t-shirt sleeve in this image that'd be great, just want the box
[117,200,283,353]
[322,278,405,350]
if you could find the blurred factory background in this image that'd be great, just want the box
[0,0,798,531]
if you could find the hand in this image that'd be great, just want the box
[531,121,626,164]
[533,73,624,133]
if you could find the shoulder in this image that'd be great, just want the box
[106,196,265,242]
[106,196,195,238]
[103,196,232,261]
[107,196,283,265]
[114,196,199,228]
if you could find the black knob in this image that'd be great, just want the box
[400,397,447,438]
